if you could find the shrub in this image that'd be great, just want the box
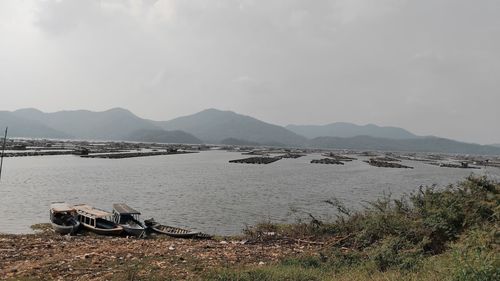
[451,228,500,281]
[369,236,424,271]
[320,175,499,272]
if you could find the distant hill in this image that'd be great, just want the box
[286,122,418,139]
[12,108,163,141]
[490,144,500,148]
[308,135,500,155]
[3,107,500,155]
[0,111,71,139]
[8,108,202,144]
[155,109,307,147]
[125,129,202,144]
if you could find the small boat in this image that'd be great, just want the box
[50,202,80,235]
[74,204,123,236]
[145,218,211,239]
[112,203,145,237]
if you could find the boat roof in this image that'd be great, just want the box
[50,202,75,213]
[112,203,141,215]
[73,204,112,218]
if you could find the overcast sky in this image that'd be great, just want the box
[0,0,499,144]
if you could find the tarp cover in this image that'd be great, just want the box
[74,204,112,218]
[113,203,141,215]
[50,202,75,213]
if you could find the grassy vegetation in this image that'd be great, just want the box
[207,175,500,281]
[30,223,52,233]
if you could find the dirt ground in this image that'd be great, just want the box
[0,229,323,280]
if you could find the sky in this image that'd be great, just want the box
[0,0,499,144]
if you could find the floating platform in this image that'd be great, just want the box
[281,153,305,159]
[0,150,75,157]
[322,153,357,162]
[311,158,344,165]
[81,151,193,159]
[229,157,281,164]
[364,159,413,169]
[427,162,480,169]
[372,156,401,162]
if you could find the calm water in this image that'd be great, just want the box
[1,151,499,235]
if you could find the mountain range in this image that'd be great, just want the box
[308,136,500,155]
[0,111,70,139]
[154,109,307,147]
[11,108,160,140]
[286,123,417,139]
[1,107,500,155]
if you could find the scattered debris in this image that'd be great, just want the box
[0,231,322,281]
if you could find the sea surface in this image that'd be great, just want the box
[1,150,499,235]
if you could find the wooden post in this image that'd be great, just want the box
[0,127,7,182]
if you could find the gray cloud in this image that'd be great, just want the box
[0,0,499,144]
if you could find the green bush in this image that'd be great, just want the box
[327,249,364,270]
[315,175,498,272]
[369,236,424,271]
[451,228,500,281]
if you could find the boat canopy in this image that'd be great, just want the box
[50,202,75,213]
[112,203,141,215]
[74,204,112,218]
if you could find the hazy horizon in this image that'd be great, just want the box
[1,0,499,144]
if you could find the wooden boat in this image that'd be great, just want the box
[112,203,145,237]
[50,202,80,235]
[144,218,211,239]
[74,204,123,236]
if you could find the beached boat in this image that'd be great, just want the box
[74,204,123,236]
[145,218,211,239]
[112,203,145,237]
[50,202,80,235]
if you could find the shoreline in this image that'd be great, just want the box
[0,228,322,281]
